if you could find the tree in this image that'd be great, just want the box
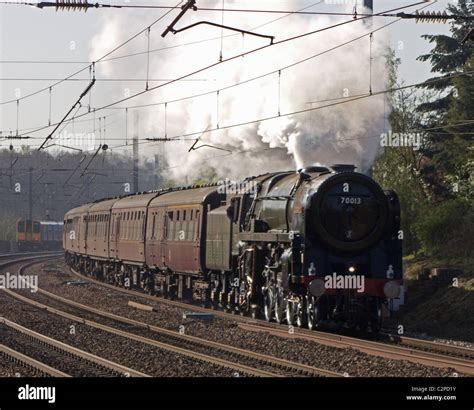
[415,0,473,199]
[372,49,430,254]
[417,0,474,115]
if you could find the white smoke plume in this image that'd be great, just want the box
[90,1,389,183]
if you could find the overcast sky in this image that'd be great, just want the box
[0,0,454,161]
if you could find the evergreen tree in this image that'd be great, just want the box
[417,0,473,115]
[416,0,473,199]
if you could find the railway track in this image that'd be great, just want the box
[0,343,68,377]
[65,263,474,375]
[0,251,62,266]
[237,323,474,375]
[0,253,149,378]
[3,258,343,378]
[0,251,62,259]
[0,318,148,377]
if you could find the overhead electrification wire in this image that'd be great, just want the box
[0,111,121,136]
[16,71,474,152]
[72,9,429,115]
[65,117,472,172]
[0,0,426,108]
[48,87,52,125]
[2,1,435,140]
[139,70,474,145]
[0,2,324,66]
[11,0,430,139]
[2,1,470,21]
[219,0,225,62]
[145,27,151,90]
[0,1,182,106]
[38,79,96,150]
[0,1,324,137]
[0,78,216,82]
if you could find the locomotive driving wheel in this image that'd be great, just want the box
[286,300,296,325]
[274,287,286,324]
[296,297,307,328]
[307,295,316,330]
[369,300,383,332]
[307,295,328,330]
[263,286,275,322]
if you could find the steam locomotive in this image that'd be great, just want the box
[64,164,404,331]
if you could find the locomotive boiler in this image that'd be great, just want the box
[64,164,404,331]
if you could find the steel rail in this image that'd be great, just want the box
[17,268,341,377]
[238,323,474,375]
[0,343,70,377]
[65,265,474,374]
[3,259,281,378]
[0,317,149,377]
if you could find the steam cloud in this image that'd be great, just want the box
[90,1,389,183]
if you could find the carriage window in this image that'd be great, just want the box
[18,221,25,232]
[151,214,156,239]
[165,211,174,240]
[195,210,200,239]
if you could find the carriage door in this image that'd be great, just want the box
[110,213,121,259]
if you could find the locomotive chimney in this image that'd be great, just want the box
[331,164,356,173]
